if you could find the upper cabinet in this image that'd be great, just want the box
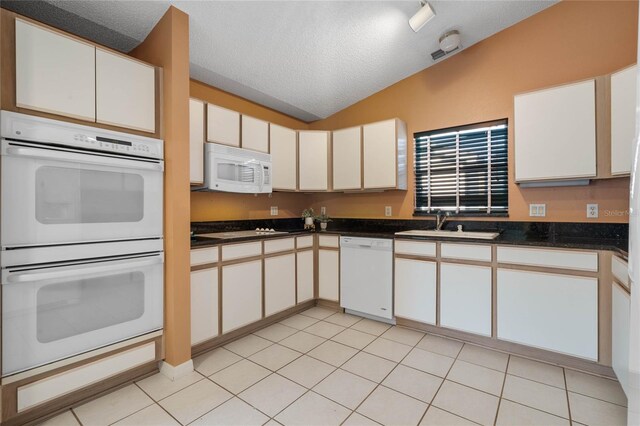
[207,104,240,147]
[514,80,597,183]
[189,98,205,185]
[96,49,156,133]
[15,19,95,121]
[241,115,269,153]
[363,118,407,190]
[611,65,637,176]
[270,124,297,191]
[333,126,362,191]
[299,131,330,191]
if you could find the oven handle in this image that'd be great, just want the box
[5,145,164,172]
[4,256,163,284]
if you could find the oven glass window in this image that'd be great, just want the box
[36,272,145,343]
[218,163,255,183]
[35,167,144,224]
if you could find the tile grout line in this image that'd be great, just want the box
[492,354,511,426]
[131,381,185,426]
[563,367,573,424]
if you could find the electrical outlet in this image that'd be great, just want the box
[587,204,598,218]
[270,206,278,216]
[385,206,392,217]
[321,206,326,215]
[529,204,546,217]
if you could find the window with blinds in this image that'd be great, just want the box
[414,119,508,216]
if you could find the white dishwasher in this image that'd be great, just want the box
[340,236,394,322]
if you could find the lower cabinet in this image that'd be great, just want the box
[440,263,492,336]
[222,260,262,333]
[612,283,630,393]
[497,269,598,361]
[190,267,219,345]
[318,249,339,301]
[265,253,296,316]
[394,258,436,324]
[297,250,314,303]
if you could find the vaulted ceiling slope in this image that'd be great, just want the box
[6,1,556,122]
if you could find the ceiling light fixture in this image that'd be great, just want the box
[439,30,461,52]
[409,1,436,32]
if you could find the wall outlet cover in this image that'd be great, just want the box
[587,204,598,218]
[270,206,278,216]
[385,206,392,217]
[321,206,326,215]
[529,203,546,217]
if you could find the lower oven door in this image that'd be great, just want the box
[1,253,163,376]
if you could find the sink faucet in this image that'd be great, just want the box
[435,211,451,231]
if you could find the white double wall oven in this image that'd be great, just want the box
[0,111,164,377]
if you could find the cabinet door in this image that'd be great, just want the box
[497,269,598,360]
[265,253,296,316]
[241,116,269,153]
[189,99,205,184]
[440,263,492,336]
[318,249,339,301]
[191,267,218,345]
[15,19,95,121]
[514,80,596,182]
[611,65,637,176]
[270,124,297,190]
[96,48,156,132]
[333,126,362,190]
[299,131,330,191]
[222,260,262,333]
[394,258,436,324]
[612,283,630,393]
[297,250,314,303]
[363,119,400,189]
[207,104,240,147]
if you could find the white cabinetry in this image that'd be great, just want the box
[207,104,240,147]
[189,98,205,184]
[333,126,362,190]
[15,19,95,121]
[611,65,637,175]
[242,115,269,153]
[440,263,492,336]
[270,124,298,190]
[514,80,597,182]
[191,268,219,345]
[299,131,330,191]
[297,250,314,303]
[265,253,296,316]
[497,269,598,360]
[612,283,630,393]
[394,258,436,324]
[318,249,339,301]
[221,260,262,333]
[363,119,407,190]
[96,48,155,133]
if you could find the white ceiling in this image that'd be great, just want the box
[41,0,556,122]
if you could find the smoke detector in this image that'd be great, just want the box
[431,30,461,61]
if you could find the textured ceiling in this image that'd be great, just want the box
[15,1,556,122]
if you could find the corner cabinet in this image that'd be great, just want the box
[363,119,407,190]
[611,64,637,176]
[299,131,330,191]
[189,98,205,185]
[333,126,362,190]
[514,80,597,182]
[270,124,298,191]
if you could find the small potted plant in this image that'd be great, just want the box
[302,208,315,229]
[315,213,332,231]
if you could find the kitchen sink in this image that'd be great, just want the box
[395,229,500,240]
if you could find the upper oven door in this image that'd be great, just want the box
[1,139,163,248]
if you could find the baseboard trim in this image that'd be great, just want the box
[159,359,194,380]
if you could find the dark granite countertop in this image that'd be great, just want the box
[190,218,628,257]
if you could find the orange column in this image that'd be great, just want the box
[130,6,192,367]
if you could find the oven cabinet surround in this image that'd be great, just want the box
[189,98,205,185]
[610,64,637,176]
[14,17,157,134]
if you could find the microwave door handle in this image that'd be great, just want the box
[3,256,163,284]
[4,145,164,172]
[259,163,265,192]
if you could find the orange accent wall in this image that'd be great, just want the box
[308,0,637,223]
[130,7,192,366]
[190,80,312,222]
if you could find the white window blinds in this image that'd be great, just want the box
[414,120,508,215]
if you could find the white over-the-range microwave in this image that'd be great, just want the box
[200,143,272,193]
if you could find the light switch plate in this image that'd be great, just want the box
[385,206,392,217]
[587,204,598,218]
[321,206,326,215]
[270,206,278,216]
[529,204,546,217]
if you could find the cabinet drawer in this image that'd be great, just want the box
[497,246,598,272]
[18,342,155,412]
[296,235,314,249]
[191,246,219,266]
[318,235,339,248]
[612,256,629,288]
[441,243,491,262]
[394,240,436,257]
[264,238,295,254]
[221,242,262,261]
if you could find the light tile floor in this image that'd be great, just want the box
[40,307,627,426]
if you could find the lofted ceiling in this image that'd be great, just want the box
[8,1,556,122]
